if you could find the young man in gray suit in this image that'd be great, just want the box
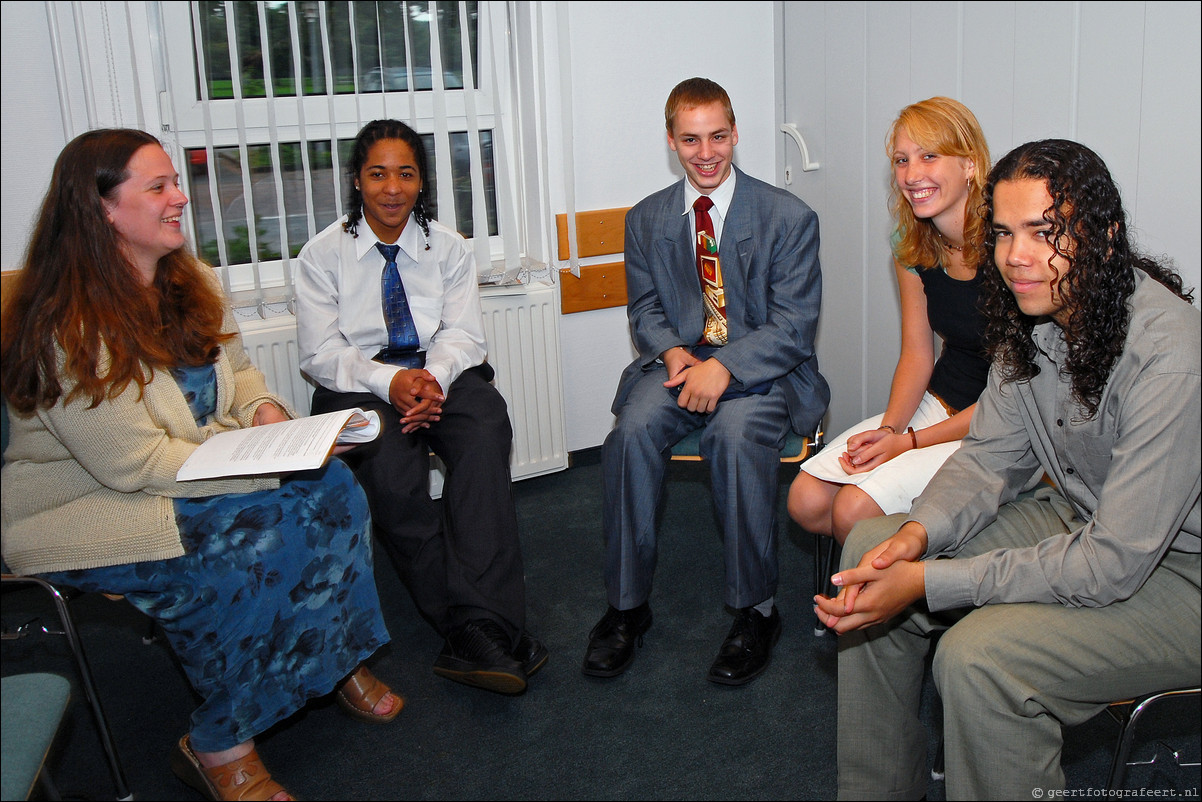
[818,139,1200,799]
[583,77,829,685]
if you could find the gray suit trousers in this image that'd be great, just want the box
[836,493,1202,800]
[601,365,790,611]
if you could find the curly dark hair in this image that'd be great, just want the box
[979,139,1193,418]
[342,119,432,242]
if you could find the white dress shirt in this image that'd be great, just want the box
[680,169,737,249]
[295,212,488,402]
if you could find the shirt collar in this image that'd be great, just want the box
[682,168,737,221]
[355,211,426,263]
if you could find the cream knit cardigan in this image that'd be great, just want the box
[1,302,294,575]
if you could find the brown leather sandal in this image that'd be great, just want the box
[336,665,403,724]
[170,734,293,801]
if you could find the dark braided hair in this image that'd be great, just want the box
[342,119,432,244]
[979,139,1193,418]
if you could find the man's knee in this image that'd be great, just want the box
[840,513,909,570]
[932,609,1026,709]
[607,401,677,455]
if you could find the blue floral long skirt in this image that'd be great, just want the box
[43,459,389,752]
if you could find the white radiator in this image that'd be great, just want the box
[237,311,316,416]
[235,281,569,493]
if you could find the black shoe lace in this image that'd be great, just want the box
[729,610,763,650]
[458,619,511,660]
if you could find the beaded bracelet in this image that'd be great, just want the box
[878,424,896,434]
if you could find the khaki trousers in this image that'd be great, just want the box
[836,491,1201,800]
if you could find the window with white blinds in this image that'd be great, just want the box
[156,1,516,308]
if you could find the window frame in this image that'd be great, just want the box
[154,1,510,303]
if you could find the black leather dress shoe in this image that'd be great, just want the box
[706,606,782,686]
[513,631,549,678]
[433,619,527,695]
[581,603,652,677]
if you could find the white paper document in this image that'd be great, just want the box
[177,408,381,481]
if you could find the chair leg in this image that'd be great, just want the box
[812,533,841,636]
[40,581,134,801]
[142,615,158,645]
[1105,688,1202,791]
[811,532,824,635]
[1106,702,1136,791]
[931,734,945,781]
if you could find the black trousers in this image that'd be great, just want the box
[311,365,527,645]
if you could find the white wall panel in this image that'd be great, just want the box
[1,3,68,268]
[1076,2,1145,191]
[1134,1,1202,277]
[1011,2,1078,143]
[821,2,873,418]
[901,1,963,101]
[863,3,909,408]
[959,2,1017,150]
[780,0,1201,437]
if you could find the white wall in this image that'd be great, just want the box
[555,1,778,451]
[778,0,1202,438]
[1,1,69,268]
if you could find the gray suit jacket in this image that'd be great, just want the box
[613,166,830,435]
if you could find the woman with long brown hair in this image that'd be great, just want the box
[2,129,400,801]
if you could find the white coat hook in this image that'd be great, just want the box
[780,123,820,172]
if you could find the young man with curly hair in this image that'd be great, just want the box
[817,139,1200,799]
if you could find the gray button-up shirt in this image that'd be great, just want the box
[910,269,1201,612]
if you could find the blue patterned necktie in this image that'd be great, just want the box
[377,242,420,355]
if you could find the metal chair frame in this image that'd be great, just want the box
[1105,686,1201,790]
[1,573,134,801]
[929,687,1201,791]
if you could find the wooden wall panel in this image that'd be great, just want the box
[558,262,628,314]
[555,208,628,260]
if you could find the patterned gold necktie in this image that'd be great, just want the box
[693,195,727,346]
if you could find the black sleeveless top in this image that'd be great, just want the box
[918,266,989,413]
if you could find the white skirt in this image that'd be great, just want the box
[800,392,961,515]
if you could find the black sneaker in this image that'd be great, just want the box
[513,631,549,678]
[433,619,527,695]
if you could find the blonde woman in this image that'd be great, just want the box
[789,97,991,544]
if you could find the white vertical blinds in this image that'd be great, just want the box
[155,1,509,311]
